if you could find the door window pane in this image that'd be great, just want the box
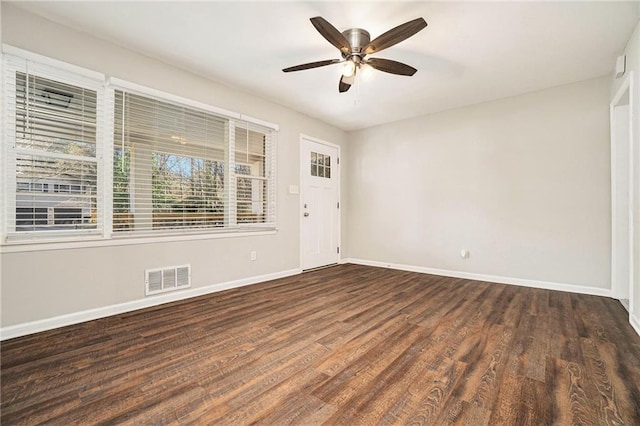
[311,152,317,176]
[310,151,331,179]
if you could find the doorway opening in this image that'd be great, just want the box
[610,72,634,313]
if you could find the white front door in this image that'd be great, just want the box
[301,137,340,270]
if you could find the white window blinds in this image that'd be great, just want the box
[112,89,276,235]
[2,54,105,240]
[1,48,277,243]
[234,121,276,226]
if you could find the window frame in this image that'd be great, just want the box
[108,82,277,237]
[231,119,275,228]
[2,50,107,242]
[1,46,279,248]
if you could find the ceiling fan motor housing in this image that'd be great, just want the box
[342,28,370,60]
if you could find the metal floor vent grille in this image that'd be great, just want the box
[145,265,191,296]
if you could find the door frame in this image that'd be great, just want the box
[299,134,341,271]
[610,71,635,315]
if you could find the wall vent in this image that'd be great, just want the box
[145,265,191,296]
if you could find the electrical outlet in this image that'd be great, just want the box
[250,251,257,261]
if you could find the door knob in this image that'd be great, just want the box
[304,212,310,217]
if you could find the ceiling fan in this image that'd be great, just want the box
[283,16,428,93]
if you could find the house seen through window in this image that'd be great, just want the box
[14,72,98,232]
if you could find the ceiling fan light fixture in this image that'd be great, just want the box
[359,63,374,80]
[342,60,356,77]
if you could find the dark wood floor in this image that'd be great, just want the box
[2,264,640,425]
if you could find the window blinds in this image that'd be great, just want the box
[3,54,105,240]
[112,89,276,235]
[2,49,276,242]
[234,121,276,226]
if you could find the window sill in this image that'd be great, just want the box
[0,228,277,254]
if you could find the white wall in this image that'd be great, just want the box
[347,77,612,291]
[0,5,348,328]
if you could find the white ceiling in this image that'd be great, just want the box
[12,1,640,131]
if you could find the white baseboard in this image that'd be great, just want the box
[0,268,301,341]
[2,260,625,341]
[343,258,612,298]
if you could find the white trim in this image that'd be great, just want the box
[2,47,278,131]
[227,120,237,227]
[299,134,341,271]
[300,134,342,151]
[109,77,241,120]
[103,85,115,238]
[0,267,301,341]
[631,312,640,337]
[1,51,8,243]
[610,71,634,299]
[2,261,633,341]
[108,81,279,130]
[239,113,279,131]
[3,51,107,242]
[2,44,105,81]
[343,258,612,298]
[628,71,637,335]
[0,229,276,253]
[610,71,637,328]
[110,77,280,131]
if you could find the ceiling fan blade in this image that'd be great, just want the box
[310,17,352,55]
[283,59,342,73]
[362,17,427,55]
[338,74,354,93]
[365,58,417,76]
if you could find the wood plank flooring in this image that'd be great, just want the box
[2,264,640,425]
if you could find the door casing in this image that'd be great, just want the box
[610,71,635,317]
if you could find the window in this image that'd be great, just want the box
[2,49,276,243]
[112,89,276,235]
[235,124,269,224]
[112,90,227,233]
[311,151,331,178]
[3,55,104,239]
